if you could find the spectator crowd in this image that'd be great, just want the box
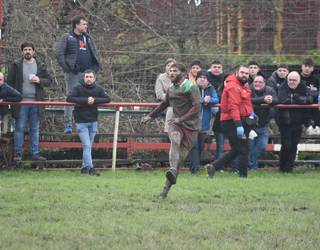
[0,15,319,195]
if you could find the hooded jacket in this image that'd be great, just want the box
[220,74,253,126]
[66,80,110,123]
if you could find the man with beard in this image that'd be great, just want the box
[67,70,110,176]
[7,42,52,162]
[207,65,254,178]
[56,15,100,133]
[141,63,201,198]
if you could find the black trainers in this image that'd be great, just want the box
[166,169,176,184]
[80,167,89,174]
[206,164,216,178]
[159,180,172,199]
[31,154,46,161]
[89,168,100,176]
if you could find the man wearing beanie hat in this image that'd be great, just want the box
[189,70,219,173]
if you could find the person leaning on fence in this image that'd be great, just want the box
[188,70,219,174]
[66,69,110,176]
[276,71,313,173]
[249,75,277,170]
[154,58,176,133]
[56,15,100,134]
[7,42,52,162]
[299,58,320,134]
[207,65,257,178]
[0,72,22,119]
[267,64,289,94]
[141,63,201,199]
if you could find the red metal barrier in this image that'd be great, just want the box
[2,101,320,169]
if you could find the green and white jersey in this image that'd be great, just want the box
[165,79,201,131]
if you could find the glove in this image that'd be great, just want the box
[236,126,244,138]
[246,112,259,126]
[141,115,152,125]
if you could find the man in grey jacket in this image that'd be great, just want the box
[56,15,100,133]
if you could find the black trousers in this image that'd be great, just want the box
[279,125,302,173]
[213,120,250,177]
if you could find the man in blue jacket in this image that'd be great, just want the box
[67,70,110,176]
[0,72,22,118]
[56,15,100,133]
[188,70,219,173]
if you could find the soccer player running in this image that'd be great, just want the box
[141,63,201,199]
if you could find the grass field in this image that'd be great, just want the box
[0,169,319,250]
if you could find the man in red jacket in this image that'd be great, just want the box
[207,65,254,178]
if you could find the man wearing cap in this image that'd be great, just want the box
[207,65,255,178]
[141,63,201,198]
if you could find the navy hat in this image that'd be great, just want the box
[196,70,208,80]
[248,60,259,67]
[190,60,201,68]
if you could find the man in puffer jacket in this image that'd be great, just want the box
[189,70,219,173]
[276,71,313,173]
[249,75,277,170]
[267,64,289,94]
[56,15,100,133]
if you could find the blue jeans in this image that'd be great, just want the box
[64,72,82,126]
[189,132,208,172]
[76,122,97,168]
[248,126,269,169]
[14,105,40,155]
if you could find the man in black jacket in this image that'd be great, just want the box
[276,71,313,173]
[0,72,22,118]
[7,42,52,162]
[267,64,289,94]
[67,69,110,176]
[249,75,277,170]
[299,58,320,133]
[56,15,100,133]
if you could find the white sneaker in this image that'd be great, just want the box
[306,125,313,135]
[315,126,320,135]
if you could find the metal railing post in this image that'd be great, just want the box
[111,106,121,171]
